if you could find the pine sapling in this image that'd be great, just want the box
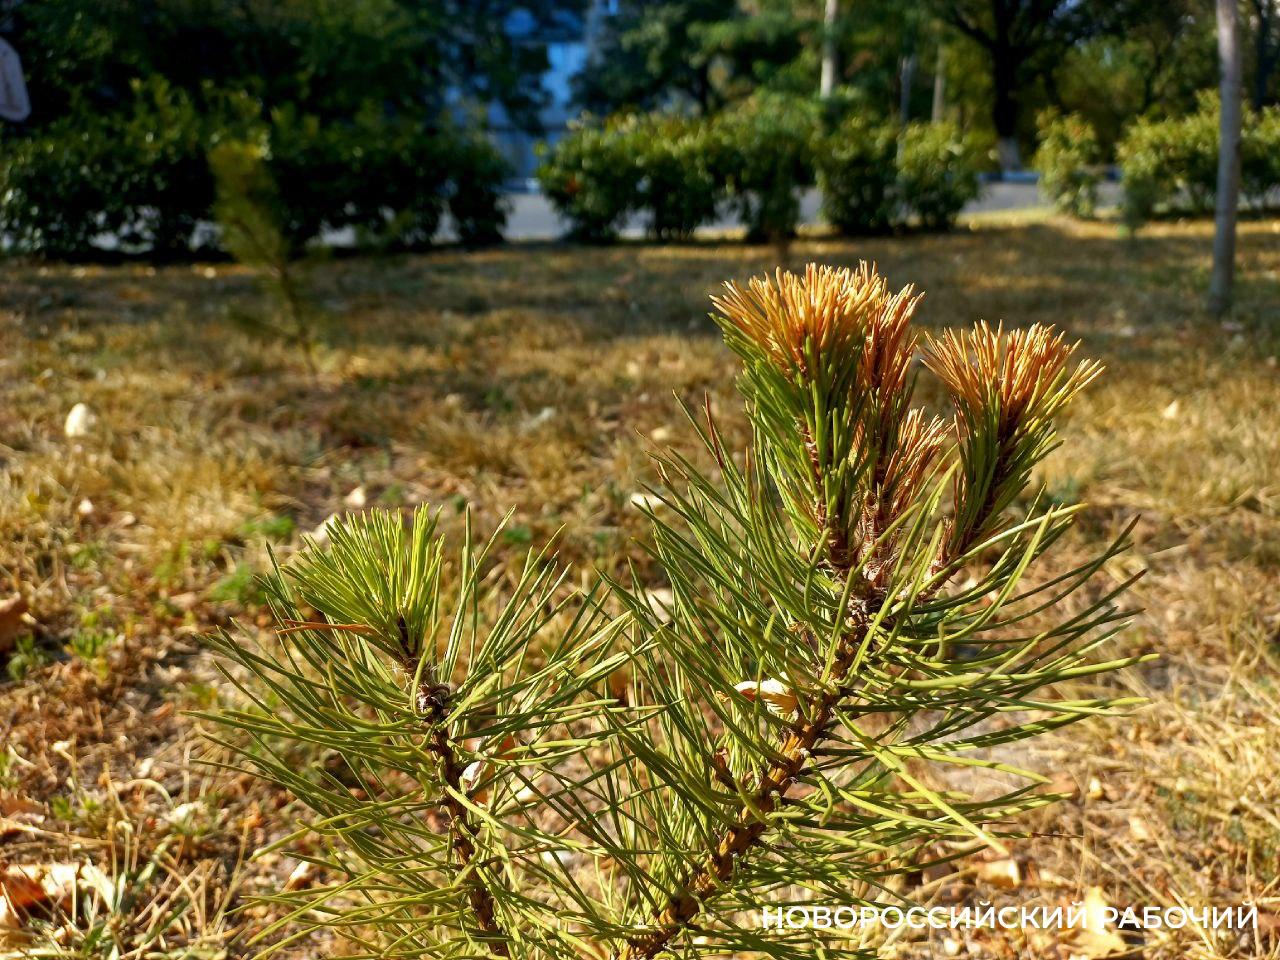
[209,263,1145,959]
[592,263,1143,958]
[209,139,323,373]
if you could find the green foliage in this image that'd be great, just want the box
[1116,93,1280,229]
[204,507,630,956]
[574,0,804,114]
[1241,107,1280,210]
[1035,109,1103,218]
[67,609,116,678]
[446,132,512,248]
[1,0,517,257]
[818,119,981,235]
[208,564,266,606]
[0,78,211,258]
[895,122,982,230]
[716,94,817,243]
[636,115,728,241]
[541,104,980,245]
[209,138,324,368]
[212,263,1142,959]
[1118,96,1220,227]
[6,636,51,682]
[263,106,510,252]
[537,118,644,242]
[815,116,899,235]
[537,112,728,243]
[12,0,570,140]
[1050,1,1218,154]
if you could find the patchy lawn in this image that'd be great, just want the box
[1,214,1278,958]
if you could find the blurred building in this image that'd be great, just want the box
[488,1,616,186]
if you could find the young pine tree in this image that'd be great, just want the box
[209,263,1144,959]
[209,139,324,373]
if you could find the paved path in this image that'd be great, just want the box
[493,180,1122,241]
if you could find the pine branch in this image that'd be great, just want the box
[423,696,511,956]
[618,606,872,960]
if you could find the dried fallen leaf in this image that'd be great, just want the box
[0,794,42,820]
[629,492,665,512]
[461,735,520,805]
[0,595,29,654]
[642,589,675,621]
[1064,886,1128,958]
[1127,815,1152,841]
[64,402,96,438]
[284,860,316,891]
[724,679,799,716]
[0,862,79,922]
[977,857,1021,890]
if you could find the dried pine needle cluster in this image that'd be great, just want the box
[210,262,1144,960]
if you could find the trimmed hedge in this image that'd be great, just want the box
[716,95,818,243]
[637,114,728,241]
[0,78,211,258]
[0,89,510,257]
[536,119,642,243]
[895,122,982,230]
[1034,109,1102,218]
[816,119,980,235]
[815,116,898,234]
[540,102,980,244]
[1118,93,1280,228]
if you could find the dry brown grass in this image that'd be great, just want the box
[1,213,1278,958]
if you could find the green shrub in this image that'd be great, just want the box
[1,87,507,257]
[1118,94,1224,228]
[716,94,817,243]
[815,115,898,234]
[1242,106,1280,207]
[266,105,455,251]
[634,114,726,240]
[896,122,982,231]
[1035,109,1102,218]
[537,118,643,242]
[537,112,727,242]
[446,130,511,247]
[0,78,211,257]
[537,105,979,245]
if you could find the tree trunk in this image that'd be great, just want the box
[820,0,839,98]
[1209,0,1242,315]
[992,45,1021,170]
[932,44,947,122]
[900,53,917,123]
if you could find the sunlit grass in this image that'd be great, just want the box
[1,213,1277,958]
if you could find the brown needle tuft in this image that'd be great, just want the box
[712,262,922,382]
[923,320,1102,431]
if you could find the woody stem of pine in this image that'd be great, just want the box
[617,605,872,960]
[422,683,511,957]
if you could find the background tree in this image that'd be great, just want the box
[0,0,547,254]
[929,0,1133,169]
[1052,0,1217,152]
[575,0,805,113]
[4,0,576,132]
[1249,0,1280,107]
